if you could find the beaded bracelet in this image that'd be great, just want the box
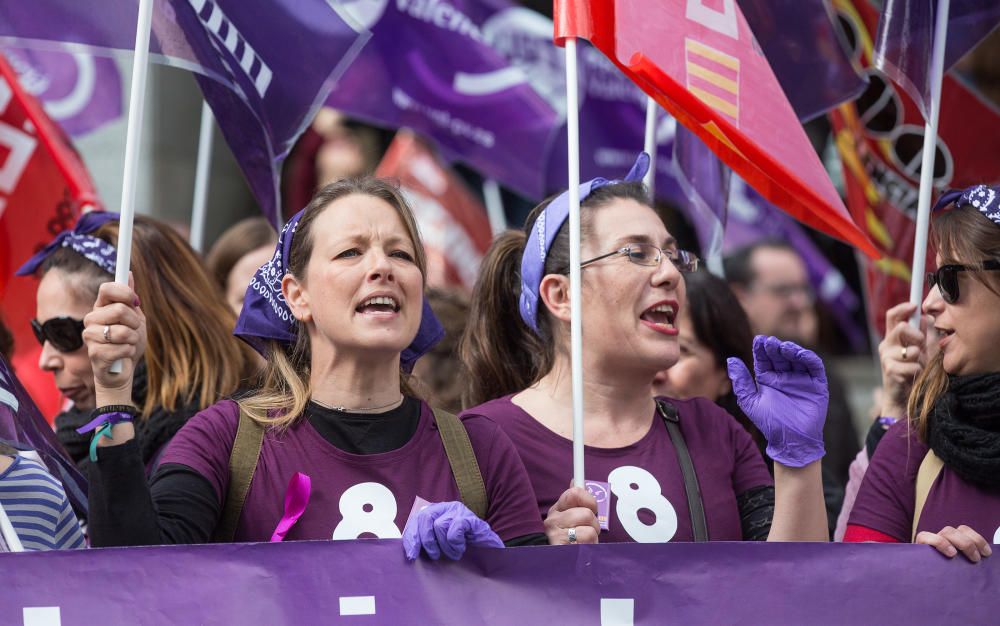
[76,408,137,462]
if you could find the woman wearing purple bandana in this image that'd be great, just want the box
[846,185,1000,563]
[82,178,544,557]
[18,212,252,475]
[462,154,829,545]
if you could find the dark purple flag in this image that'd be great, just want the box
[326,0,558,201]
[0,0,370,226]
[0,356,86,517]
[874,0,1000,117]
[2,540,999,623]
[2,45,121,137]
[481,6,686,201]
[739,0,867,122]
[673,127,731,266]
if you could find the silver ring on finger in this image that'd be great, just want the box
[103,325,112,343]
[901,345,908,361]
[567,527,577,544]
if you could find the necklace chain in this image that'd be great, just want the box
[312,395,404,413]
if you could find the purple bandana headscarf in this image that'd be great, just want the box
[518,153,650,332]
[233,208,444,372]
[933,184,1000,225]
[16,211,119,277]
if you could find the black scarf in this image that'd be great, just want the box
[927,372,1000,489]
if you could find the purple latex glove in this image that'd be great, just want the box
[726,335,827,468]
[402,501,504,561]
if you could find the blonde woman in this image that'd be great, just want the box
[82,178,544,557]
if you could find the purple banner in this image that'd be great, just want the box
[0,357,86,516]
[3,540,999,624]
[327,0,558,201]
[739,0,866,122]
[0,0,370,225]
[2,45,121,137]
[874,0,1000,117]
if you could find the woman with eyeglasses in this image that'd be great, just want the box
[460,154,829,545]
[18,212,255,473]
[846,185,1000,562]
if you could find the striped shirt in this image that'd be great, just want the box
[0,455,85,551]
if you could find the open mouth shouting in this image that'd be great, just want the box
[356,294,401,318]
[640,300,678,336]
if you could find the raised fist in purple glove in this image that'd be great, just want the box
[402,501,504,561]
[726,335,827,468]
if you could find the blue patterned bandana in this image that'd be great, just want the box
[16,212,119,277]
[933,184,1000,224]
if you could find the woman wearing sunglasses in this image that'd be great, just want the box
[18,212,255,473]
[461,154,829,545]
[846,185,1000,562]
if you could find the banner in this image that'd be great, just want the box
[3,540,999,624]
[830,0,1000,336]
[3,45,121,137]
[375,131,493,291]
[0,53,100,420]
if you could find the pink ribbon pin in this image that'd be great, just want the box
[270,472,311,542]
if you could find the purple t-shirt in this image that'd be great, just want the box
[849,420,1000,543]
[462,395,773,543]
[160,399,544,543]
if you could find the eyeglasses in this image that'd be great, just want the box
[753,282,815,302]
[926,260,1000,304]
[31,317,86,353]
[580,242,700,272]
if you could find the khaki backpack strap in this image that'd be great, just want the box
[433,408,488,520]
[912,449,945,542]
[213,407,266,543]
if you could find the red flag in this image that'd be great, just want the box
[375,131,493,292]
[829,0,1000,336]
[553,0,878,258]
[0,53,101,421]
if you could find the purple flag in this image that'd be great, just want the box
[0,0,370,226]
[2,540,999,623]
[673,127,731,264]
[326,0,558,201]
[481,6,686,201]
[739,0,867,122]
[726,178,865,351]
[2,45,121,137]
[0,356,87,517]
[874,0,1000,117]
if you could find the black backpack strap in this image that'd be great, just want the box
[213,406,266,543]
[433,408,488,519]
[657,400,709,542]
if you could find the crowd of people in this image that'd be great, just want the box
[1,147,998,564]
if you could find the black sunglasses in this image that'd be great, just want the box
[926,259,1000,304]
[31,317,86,353]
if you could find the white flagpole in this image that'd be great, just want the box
[482,178,507,236]
[908,0,950,327]
[189,101,214,253]
[566,38,585,488]
[643,96,657,197]
[109,0,155,375]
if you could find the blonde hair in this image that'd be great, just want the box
[237,178,427,428]
[907,206,1000,440]
[92,216,255,417]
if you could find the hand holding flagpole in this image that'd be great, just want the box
[109,0,155,375]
